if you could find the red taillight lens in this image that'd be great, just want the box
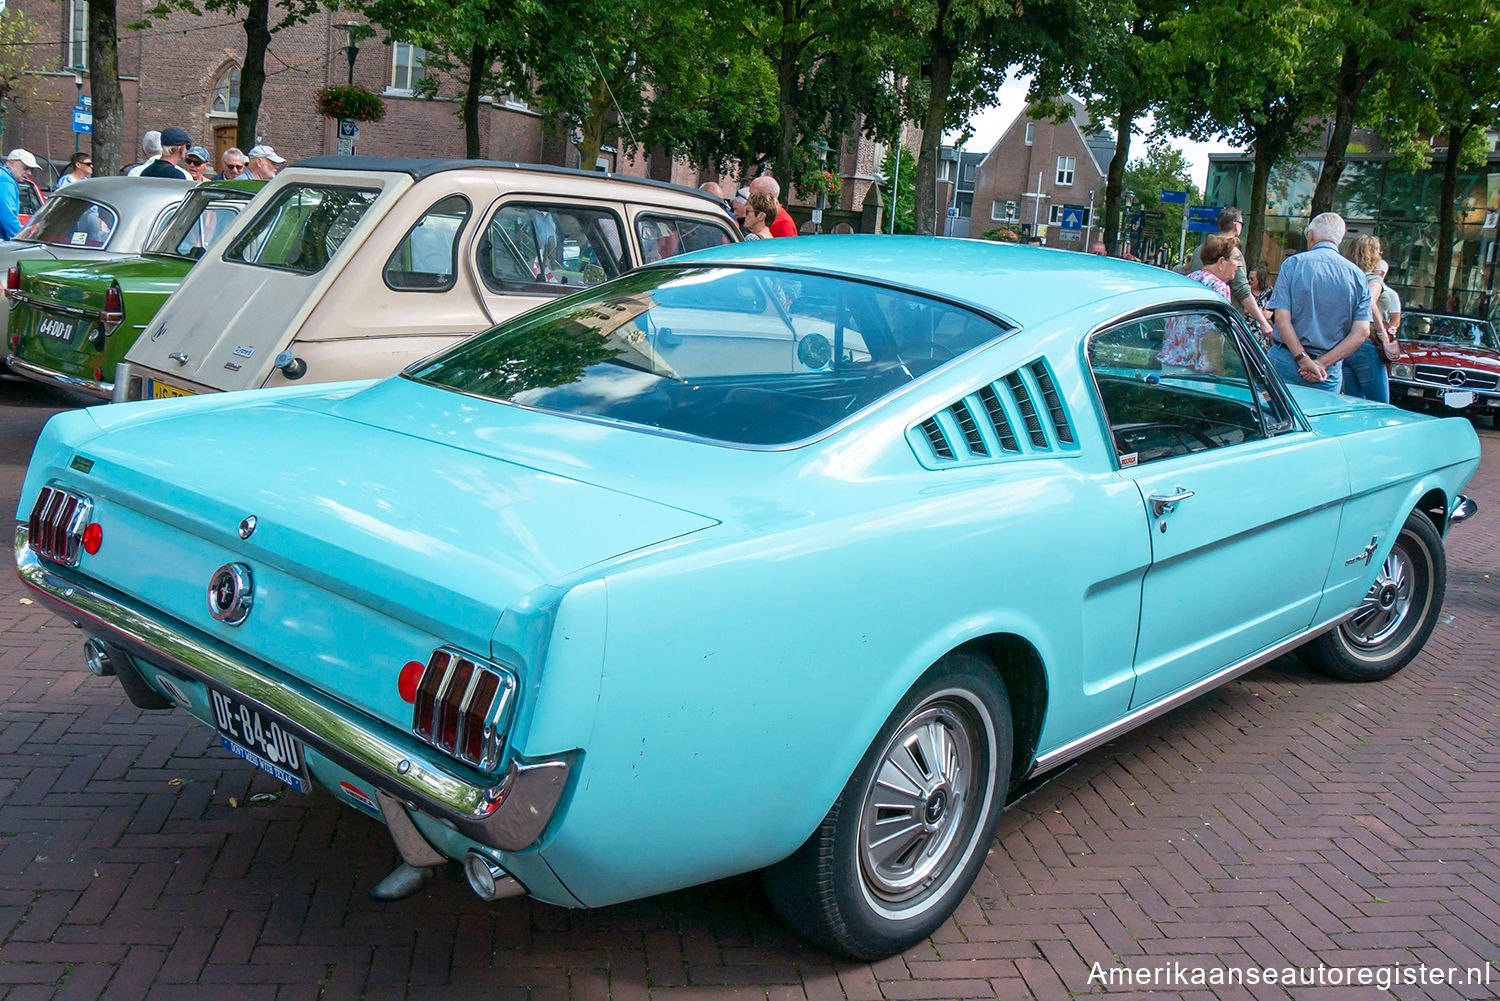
[409,649,515,769]
[102,285,124,325]
[412,650,451,740]
[397,660,424,703]
[82,522,103,555]
[5,265,19,297]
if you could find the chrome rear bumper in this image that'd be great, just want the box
[5,354,112,399]
[14,527,569,852]
[1450,494,1479,527]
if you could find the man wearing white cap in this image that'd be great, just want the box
[0,149,40,240]
[245,145,285,180]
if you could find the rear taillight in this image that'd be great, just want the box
[5,265,19,298]
[101,284,124,327]
[27,485,95,567]
[410,648,516,771]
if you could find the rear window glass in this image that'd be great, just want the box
[385,195,470,291]
[146,187,255,260]
[408,265,1009,446]
[15,195,120,249]
[224,184,379,274]
[636,213,734,263]
[477,202,627,294]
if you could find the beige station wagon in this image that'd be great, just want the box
[113,157,738,401]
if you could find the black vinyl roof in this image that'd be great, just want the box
[291,156,726,209]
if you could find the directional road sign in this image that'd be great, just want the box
[1160,190,1188,204]
[71,107,92,134]
[1060,204,1085,231]
[1187,204,1221,233]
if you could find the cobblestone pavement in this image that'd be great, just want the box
[2,379,1498,1001]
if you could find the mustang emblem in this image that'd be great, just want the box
[206,563,254,625]
[1447,370,1467,387]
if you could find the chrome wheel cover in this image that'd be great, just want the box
[857,696,986,911]
[1342,544,1414,648]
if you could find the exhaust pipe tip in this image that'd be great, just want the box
[84,638,115,677]
[463,852,524,901]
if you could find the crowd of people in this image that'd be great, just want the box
[122,128,286,182]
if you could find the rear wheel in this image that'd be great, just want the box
[762,653,1012,959]
[1304,512,1445,682]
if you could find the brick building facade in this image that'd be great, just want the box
[4,1,893,222]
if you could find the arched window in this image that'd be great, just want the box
[212,66,241,114]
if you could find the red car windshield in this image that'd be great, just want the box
[1403,314,1500,351]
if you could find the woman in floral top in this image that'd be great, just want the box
[1159,235,1239,374]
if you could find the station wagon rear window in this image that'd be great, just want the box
[146,187,256,260]
[224,184,379,274]
[409,266,1009,446]
[16,195,119,249]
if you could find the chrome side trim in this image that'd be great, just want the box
[14,527,570,852]
[5,354,113,399]
[8,293,100,321]
[1026,612,1351,778]
[1449,494,1478,527]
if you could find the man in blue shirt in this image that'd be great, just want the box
[1266,212,1372,392]
[0,148,40,241]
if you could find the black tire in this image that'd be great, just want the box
[762,653,1012,959]
[1304,511,1446,682]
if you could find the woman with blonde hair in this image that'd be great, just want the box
[1344,234,1396,402]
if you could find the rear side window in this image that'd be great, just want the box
[146,187,255,260]
[225,184,380,275]
[476,202,627,294]
[636,213,734,263]
[385,195,471,291]
[16,195,120,249]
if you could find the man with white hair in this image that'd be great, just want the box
[1265,211,1371,392]
[0,149,39,239]
[126,131,162,176]
[749,174,798,237]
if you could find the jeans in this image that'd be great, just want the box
[1340,340,1390,403]
[1269,342,1342,393]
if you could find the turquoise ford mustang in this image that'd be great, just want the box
[13,238,1481,958]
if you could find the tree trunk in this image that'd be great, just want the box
[913,40,955,237]
[1246,133,1276,269]
[575,75,612,170]
[1102,98,1135,256]
[1309,46,1364,217]
[773,30,799,189]
[236,0,270,150]
[462,41,487,159]
[86,0,123,175]
[1431,122,1469,311]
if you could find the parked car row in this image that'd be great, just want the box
[12,231,1482,958]
[3,158,737,401]
[1389,309,1500,428]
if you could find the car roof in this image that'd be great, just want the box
[292,155,726,211]
[49,176,194,205]
[665,236,1219,328]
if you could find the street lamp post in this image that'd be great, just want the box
[337,22,361,85]
[73,72,84,153]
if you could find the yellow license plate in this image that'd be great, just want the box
[150,380,195,400]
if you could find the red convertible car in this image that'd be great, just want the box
[1389,310,1500,428]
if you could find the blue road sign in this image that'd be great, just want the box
[71,108,92,134]
[1160,190,1188,204]
[1187,205,1220,220]
[1060,205,1085,231]
[79,95,92,110]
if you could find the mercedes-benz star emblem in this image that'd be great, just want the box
[207,563,254,626]
[238,515,257,540]
[1446,370,1467,387]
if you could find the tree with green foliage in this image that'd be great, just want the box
[136,0,332,150]
[1157,0,1323,266]
[0,8,40,140]
[1121,141,1198,264]
[880,143,917,233]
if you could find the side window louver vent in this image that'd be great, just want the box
[976,385,1019,452]
[950,401,988,456]
[919,417,954,460]
[1028,361,1074,445]
[1004,372,1049,448]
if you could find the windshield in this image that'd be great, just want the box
[145,187,255,260]
[1402,313,1500,351]
[408,266,1010,446]
[14,194,121,249]
[224,183,379,274]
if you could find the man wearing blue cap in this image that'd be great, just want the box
[140,127,194,179]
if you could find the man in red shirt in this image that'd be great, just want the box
[749,175,799,238]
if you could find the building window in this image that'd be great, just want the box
[961,163,976,185]
[212,67,241,114]
[938,160,954,182]
[68,0,88,71]
[1024,122,1035,146]
[390,42,426,93]
[992,199,1017,222]
[1056,155,1076,186]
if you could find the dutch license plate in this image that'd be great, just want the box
[36,314,79,343]
[149,379,195,400]
[208,685,312,793]
[1444,390,1475,409]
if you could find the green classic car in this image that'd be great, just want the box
[5,180,263,400]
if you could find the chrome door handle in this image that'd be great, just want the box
[1148,487,1195,517]
[168,351,190,365]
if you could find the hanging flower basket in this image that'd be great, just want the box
[315,84,386,123]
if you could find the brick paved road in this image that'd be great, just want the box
[2,380,1498,1000]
